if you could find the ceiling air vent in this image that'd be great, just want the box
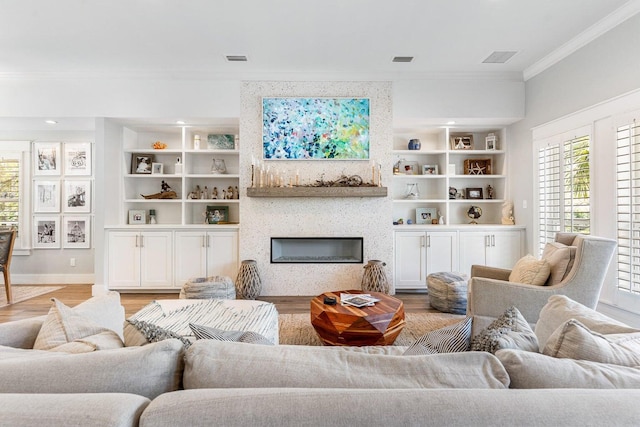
[482,51,518,64]
[392,56,414,63]
[226,55,248,62]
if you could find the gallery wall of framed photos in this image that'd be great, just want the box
[32,141,93,249]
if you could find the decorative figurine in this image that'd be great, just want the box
[212,187,218,199]
[487,184,494,199]
[502,201,515,225]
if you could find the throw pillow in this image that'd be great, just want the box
[508,254,551,285]
[470,306,538,354]
[543,319,640,366]
[535,295,638,350]
[541,242,571,285]
[47,330,124,354]
[403,317,472,355]
[496,349,640,389]
[127,320,193,349]
[33,298,117,351]
[189,323,273,345]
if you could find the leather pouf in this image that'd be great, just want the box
[179,276,236,300]
[427,272,468,314]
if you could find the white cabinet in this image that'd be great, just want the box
[458,229,524,276]
[394,230,458,290]
[107,231,173,288]
[174,230,239,285]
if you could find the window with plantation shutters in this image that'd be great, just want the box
[616,118,640,295]
[0,142,30,251]
[535,129,591,255]
[0,155,20,231]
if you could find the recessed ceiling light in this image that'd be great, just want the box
[45,120,58,124]
[226,55,248,62]
[176,120,186,125]
[447,121,456,125]
[392,56,414,63]
[482,51,518,64]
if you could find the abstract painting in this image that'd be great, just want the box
[262,97,370,160]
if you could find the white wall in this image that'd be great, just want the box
[507,13,640,325]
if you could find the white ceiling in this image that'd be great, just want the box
[1,0,638,81]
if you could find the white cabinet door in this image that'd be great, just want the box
[107,231,140,288]
[206,231,239,279]
[458,231,490,276]
[394,231,427,289]
[426,231,458,274]
[139,232,173,287]
[174,231,208,285]
[488,231,523,270]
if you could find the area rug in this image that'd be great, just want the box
[0,286,64,308]
[278,312,466,346]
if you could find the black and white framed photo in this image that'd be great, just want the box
[63,179,91,213]
[64,142,92,175]
[33,142,61,176]
[128,209,146,225]
[131,153,154,174]
[63,215,90,248]
[33,180,60,213]
[33,216,60,249]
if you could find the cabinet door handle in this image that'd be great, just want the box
[207,235,210,248]
[140,235,144,248]
[421,236,425,248]
[491,235,496,247]
[202,236,206,248]
[427,235,431,248]
[135,235,139,248]
[485,235,489,247]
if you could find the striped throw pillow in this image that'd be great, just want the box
[403,317,472,355]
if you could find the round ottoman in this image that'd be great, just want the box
[179,276,236,300]
[427,272,468,314]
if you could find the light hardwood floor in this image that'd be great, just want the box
[0,284,431,322]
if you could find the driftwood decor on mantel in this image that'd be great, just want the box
[246,187,388,198]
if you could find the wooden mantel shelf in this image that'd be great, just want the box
[247,187,388,198]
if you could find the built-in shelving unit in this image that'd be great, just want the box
[391,127,507,225]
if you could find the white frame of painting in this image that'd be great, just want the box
[63,215,90,248]
[33,142,61,176]
[33,215,61,249]
[33,180,60,213]
[63,179,91,213]
[63,142,92,176]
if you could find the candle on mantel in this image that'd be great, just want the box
[295,169,300,186]
[378,162,382,187]
[370,159,376,185]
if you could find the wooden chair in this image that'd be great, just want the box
[0,230,17,304]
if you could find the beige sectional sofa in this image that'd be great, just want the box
[2,292,640,426]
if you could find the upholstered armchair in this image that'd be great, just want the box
[467,233,617,324]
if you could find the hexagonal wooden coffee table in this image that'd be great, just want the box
[310,290,405,346]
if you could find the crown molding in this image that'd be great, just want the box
[523,0,640,81]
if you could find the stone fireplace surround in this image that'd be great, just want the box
[239,81,393,296]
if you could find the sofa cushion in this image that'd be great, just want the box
[470,306,538,354]
[0,339,184,399]
[543,319,640,366]
[496,349,640,388]
[183,340,509,389]
[403,317,472,355]
[535,295,638,350]
[189,323,273,345]
[508,254,550,285]
[541,242,572,285]
[0,393,150,427]
[33,298,123,351]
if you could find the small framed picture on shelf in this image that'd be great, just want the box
[398,160,419,175]
[464,158,492,175]
[63,215,90,249]
[465,187,484,200]
[450,135,473,150]
[416,207,438,225]
[34,142,61,176]
[422,164,438,175]
[151,163,164,175]
[206,205,229,224]
[485,133,497,150]
[63,142,92,175]
[33,216,61,249]
[131,153,155,174]
[34,180,60,213]
[128,209,146,225]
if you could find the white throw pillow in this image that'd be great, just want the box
[541,242,571,285]
[508,255,551,286]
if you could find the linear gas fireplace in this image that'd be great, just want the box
[271,237,364,264]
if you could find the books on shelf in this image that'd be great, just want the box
[340,293,380,308]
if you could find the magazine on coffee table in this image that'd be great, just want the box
[340,293,380,307]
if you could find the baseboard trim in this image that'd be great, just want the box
[11,274,95,285]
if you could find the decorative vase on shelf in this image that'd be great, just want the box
[405,183,419,200]
[408,139,421,150]
[211,159,227,174]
